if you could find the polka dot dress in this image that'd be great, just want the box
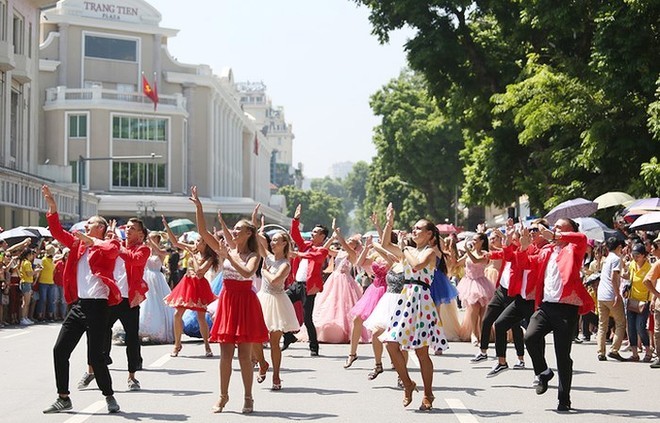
[383,247,448,353]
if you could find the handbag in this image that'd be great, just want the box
[627,298,647,314]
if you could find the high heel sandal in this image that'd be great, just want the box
[367,363,384,380]
[205,346,213,357]
[256,362,269,383]
[419,395,435,411]
[170,345,182,357]
[271,378,282,391]
[211,395,229,413]
[344,354,358,368]
[242,396,254,414]
[402,381,418,407]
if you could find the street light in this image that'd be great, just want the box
[78,153,162,221]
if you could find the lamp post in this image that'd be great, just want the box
[77,153,162,221]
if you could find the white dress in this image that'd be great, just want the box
[257,256,300,333]
[139,255,175,343]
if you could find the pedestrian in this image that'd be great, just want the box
[623,243,652,362]
[36,244,57,322]
[41,184,122,414]
[596,237,628,361]
[644,235,660,368]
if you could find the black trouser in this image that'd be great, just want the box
[284,281,318,353]
[581,312,598,339]
[103,298,141,373]
[494,295,535,358]
[53,299,113,396]
[480,286,524,356]
[525,302,579,405]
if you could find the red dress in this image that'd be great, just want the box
[210,256,268,343]
[164,269,216,312]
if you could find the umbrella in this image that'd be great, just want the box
[545,198,598,225]
[167,218,196,234]
[26,226,52,238]
[436,223,461,235]
[624,197,660,215]
[69,221,87,232]
[629,211,660,231]
[593,192,635,209]
[573,217,622,242]
[0,227,39,241]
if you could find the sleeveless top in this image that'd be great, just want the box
[385,269,405,293]
[146,255,163,271]
[403,247,434,286]
[222,252,256,282]
[261,255,289,294]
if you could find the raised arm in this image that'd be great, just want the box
[380,203,404,258]
[403,246,436,271]
[189,186,221,254]
[290,204,306,251]
[333,227,358,265]
[370,212,383,240]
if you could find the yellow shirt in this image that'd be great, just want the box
[39,257,55,284]
[19,260,34,283]
[629,260,651,301]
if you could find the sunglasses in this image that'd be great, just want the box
[529,227,539,233]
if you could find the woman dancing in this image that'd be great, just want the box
[162,217,217,357]
[253,226,300,390]
[381,204,448,411]
[189,187,268,414]
[140,232,175,344]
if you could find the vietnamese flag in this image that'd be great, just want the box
[142,72,158,110]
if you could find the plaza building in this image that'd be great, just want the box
[36,0,289,229]
[236,81,297,189]
[0,0,87,229]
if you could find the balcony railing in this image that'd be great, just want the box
[44,86,187,111]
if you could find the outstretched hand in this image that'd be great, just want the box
[41,185,57,213]
[294,204,302,220]
[189,186,201,206]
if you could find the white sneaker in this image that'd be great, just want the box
[20,318,32,326]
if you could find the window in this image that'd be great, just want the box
[112,116,167,141]
[85,35,137,62]
[68,114,87,138]
[70,160,86,185]
[0,2,7,42]
[112,161,166,189]
[12,13,23,54]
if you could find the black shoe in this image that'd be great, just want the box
[282,336,297,351]
[650,358,660,369]
[557,401,572,411]
[607,351,627,361]
[43,396,72,414]
[470,352,488,363]
[535,369,554,395]
[310,350,319,357]
[597,354,607,361]
[486,362,509,378]
[106,395,120,413]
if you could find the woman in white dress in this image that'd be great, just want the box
[253,229,300,390]
[139,232,175,344]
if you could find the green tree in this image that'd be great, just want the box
[366,70,463,223]
[344,161,370,206]
[278,185,345,231]
[310,176,353,212]
[355,0,660,213]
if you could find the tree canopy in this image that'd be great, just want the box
[355,0,660,213]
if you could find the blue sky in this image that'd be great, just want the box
[155,0,413,179]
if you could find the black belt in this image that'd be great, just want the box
[405,279,430,290]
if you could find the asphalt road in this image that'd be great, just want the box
[2,322,659,423]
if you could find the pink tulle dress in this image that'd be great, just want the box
[349,261,388,321]
[457,257,496,307]
[312,253,366,343]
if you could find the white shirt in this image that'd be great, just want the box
[114,257,128,298]
[598,252,621,301]
[521,269,531,299]
[77,250,110,299]
[499,261,512,289]
[295,258,309,282]
[543,247,563,303]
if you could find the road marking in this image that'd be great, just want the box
[149,353,171,368]
[2,331,30,339]
[445,398,479,423]
[62,400,105,423]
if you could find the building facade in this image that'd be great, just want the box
[38,0,289,227]
[0,0,91,230]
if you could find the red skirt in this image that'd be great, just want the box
[164,274,215,311]
[210,279,268,344]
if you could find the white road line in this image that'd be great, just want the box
[62,400,105,423]
[2,331,30,339]
[445,398,479,423]
[149,353,171,368]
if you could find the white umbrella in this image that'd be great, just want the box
[545,198,598,225]
[26,226,52,237]
[573,217,620,242]
[629,211,660,231]
[593,192,635,210]
[0,227,38,241]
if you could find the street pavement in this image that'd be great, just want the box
[2,321,659,423]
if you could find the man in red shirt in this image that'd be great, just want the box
[520,217,594,412]
[41,185,121,414]
[283,204,329,356]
